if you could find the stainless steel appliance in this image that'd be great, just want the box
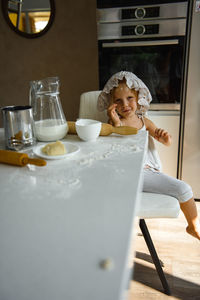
[97,1,188,108]
[178,0,200,199]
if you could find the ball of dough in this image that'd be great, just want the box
[42,141,67,156]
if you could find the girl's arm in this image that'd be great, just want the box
[144,117,172,146]
[107,103,121,127]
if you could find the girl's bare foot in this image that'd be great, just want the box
[186,226,200,240]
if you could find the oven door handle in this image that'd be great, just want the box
[102,39,179,48]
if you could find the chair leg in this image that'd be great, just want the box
[139,219,171,295]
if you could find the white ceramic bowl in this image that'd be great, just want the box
[75,119,101,142]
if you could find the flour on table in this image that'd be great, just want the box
[77,142,141,167]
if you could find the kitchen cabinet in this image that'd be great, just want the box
[148,110,180,178]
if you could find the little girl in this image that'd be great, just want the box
[97,71,200,241]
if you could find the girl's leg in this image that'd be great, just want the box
[143,169,200,240]
[180,198,200,240]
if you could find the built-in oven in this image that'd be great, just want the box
[97,1,188,108]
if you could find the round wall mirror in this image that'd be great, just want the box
[2,0,55,38]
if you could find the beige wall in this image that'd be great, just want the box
[0,0,99,127]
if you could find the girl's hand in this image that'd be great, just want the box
[154,128,172,146]
[107,104,121,127]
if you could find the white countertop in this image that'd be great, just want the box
[0,129,148,300]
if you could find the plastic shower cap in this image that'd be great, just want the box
[97,71,152,113]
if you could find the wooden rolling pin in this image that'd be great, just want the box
[0,149,46,167]
[67,121,138,136]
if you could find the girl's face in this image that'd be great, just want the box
[112,83,138,118]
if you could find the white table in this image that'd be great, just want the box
[0,129,147,300]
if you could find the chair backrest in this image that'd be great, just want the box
[79,91,108,123]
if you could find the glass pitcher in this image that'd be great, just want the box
[29,77,68,142]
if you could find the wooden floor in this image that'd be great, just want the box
[128,202,200,300]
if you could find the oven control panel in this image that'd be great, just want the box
[97,2,187,40]
[97,2,187,24]
[122,24,159,36]
[121,7,160,20]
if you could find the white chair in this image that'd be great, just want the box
[137,193,180,295]
[79,91,107,123]
[79,91,180,295]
